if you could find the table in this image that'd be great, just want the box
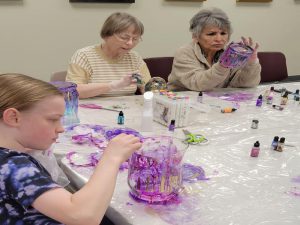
[55,83,300,225]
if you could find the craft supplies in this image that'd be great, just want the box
[128,135,188,203]
[251,119,259,129]
[275,137,285,152]
[153,91,190,128]
[280,91,289,105]
[219,42,254,68]
[168,119,175,132]
[265,87,274,104]
[141,91,154,132]
[118,111,124,125]
[182,129,208,145]
[132,73,143,85]
[263,86,274,100]
[221,107,237,113]
[256,95,263,107]
[272,105,284,111]
[294,89,299,101]
[271,136,279,150]
[144,77,167,92]
[197,91,203,103]
[250,141,260,157]
[50,81,80,126]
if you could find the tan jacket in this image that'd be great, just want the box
[168,42,261,91]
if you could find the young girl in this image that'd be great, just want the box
[0,73,142,224]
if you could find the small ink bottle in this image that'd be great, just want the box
[266,96,273,105]
[271,136,279,150]
[256,95,263,107]
[263,86,274,100]
[294,89,299,101]
[168,119,175,132]
[250,141,260,157]
[118,111,124,125]
[280,92,288,105]
[266,87,274,104]
[251,119,259,129]
[275,137,285,152]
[197,91,203,103]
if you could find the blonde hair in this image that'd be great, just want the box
[100,12,144,38]
[0,73,62,119]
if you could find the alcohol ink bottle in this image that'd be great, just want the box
[256,95,263,107]
[117,111,124,125]
[280,92,288,105]
[266,95,273,105]
[266,87,274,104]
[221,108,237,113]
[250,141,260,157]
[251,119,259,129]
[141,91,154,132]
[275,137,285,152]
[271,136,279,150]
[197,91,203,103]
[263,86,273,100]
[294,89,299,101]
[168,119,175,132]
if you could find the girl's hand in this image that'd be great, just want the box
[104,134,142,164]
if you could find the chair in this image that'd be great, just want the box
[257,52,288,83]
[50,71,67,82]
[143,57,174,82]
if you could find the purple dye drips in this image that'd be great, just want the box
[291,176,300,183]
[286,187,300,197]
[205,92,254,102]
[182,163,209,182]
[66,124,141,170]
[105,127,141,140]
[66,151,99,167]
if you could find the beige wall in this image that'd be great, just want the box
[0,0,299,81]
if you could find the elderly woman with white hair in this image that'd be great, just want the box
[168,7,261,91]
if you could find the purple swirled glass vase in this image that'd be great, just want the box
[219,42,254,69]
[128,135,188,204]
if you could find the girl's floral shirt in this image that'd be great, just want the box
[0,147,62,224]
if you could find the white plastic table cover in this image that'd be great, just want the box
[55,83,300,225]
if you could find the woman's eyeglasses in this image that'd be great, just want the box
[114,33,142,44]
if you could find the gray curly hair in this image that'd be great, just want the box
[189,7,232,38]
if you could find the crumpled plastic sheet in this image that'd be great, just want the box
[57,83,300,225]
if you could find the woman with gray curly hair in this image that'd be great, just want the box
[168,7,261,91]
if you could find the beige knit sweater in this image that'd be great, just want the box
[168,41,261,91]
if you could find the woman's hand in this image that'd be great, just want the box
[109,74,137,90]
[241,36,259,64]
